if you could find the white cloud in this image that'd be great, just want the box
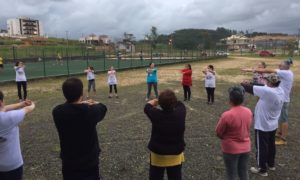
[0,0,299,39]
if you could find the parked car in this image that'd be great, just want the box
[259,50,275,57]
[216,51,230,56]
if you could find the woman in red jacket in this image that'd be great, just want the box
[181,64,192,101]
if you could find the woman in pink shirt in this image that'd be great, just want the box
[216,86,253,180]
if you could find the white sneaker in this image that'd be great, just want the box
[269,166,276,171]
[250,167,268,177]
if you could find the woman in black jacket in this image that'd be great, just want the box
[144,89,186,180]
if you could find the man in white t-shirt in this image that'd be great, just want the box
[0,91,35,180]
[243,59,294,145]
[241,73,284,177]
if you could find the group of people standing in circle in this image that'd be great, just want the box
[2,58,294,180]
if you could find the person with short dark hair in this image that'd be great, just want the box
[84,66,96,98]
[52,78,107,180]
[181,64,192,101]
[216,86,252,180]
[146,63,158,101]
[144,89,186,180]
[14,61,27,101]
[0,90,35,180]
[241,73,284,177]
[202,65,216,104]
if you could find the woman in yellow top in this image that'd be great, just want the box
[144,89,186,180]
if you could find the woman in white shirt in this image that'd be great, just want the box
[107,66,118,98]
[14,61,27,101]
[84,66,96,98]
[202,65,216,104]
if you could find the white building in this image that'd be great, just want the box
[7,17,44,37]
[79,34,112,45]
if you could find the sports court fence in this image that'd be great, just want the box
[0,47,224,82]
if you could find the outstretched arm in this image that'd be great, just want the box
[242,68,276,73]
[241,81,254,95]
[4,100,35,114]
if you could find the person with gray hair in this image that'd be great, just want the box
[216,86,252,180]
[241,73,284,177]
[242,58,294,145]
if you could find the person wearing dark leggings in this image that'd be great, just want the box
[146,63,158,101]
[203,65,216,104]
[14,61,27,101]
[108,66,118,98]
[206,87,215,104]
[181,64,192,101]
[109,84,117,94]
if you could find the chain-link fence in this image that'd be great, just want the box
[0,47,223,82]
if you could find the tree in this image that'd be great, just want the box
[146,26,159,49]
[123,32,135,43]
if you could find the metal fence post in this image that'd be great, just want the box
[86,49,89,68]
[102,49,106,70]
[103,50,106,71]
[12,46,16,61]
[66,48,70,76]
[130,48,133,68]
[42,49,46,77]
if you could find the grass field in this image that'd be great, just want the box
[0,56,299,180]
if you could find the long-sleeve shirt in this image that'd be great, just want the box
[144,102,186,155]
[181,69,192,86]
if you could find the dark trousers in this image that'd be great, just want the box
[255,129,276,172]
[17,81,27,100]
[62,164,100,180]
[147,83,158,99]
[88,79,96,92]
[149,164,182,180]
[0,165,23,180]
[109,84,117,93]
[205,87,215,103]
[223,153,249,180]
[183,85,191,100]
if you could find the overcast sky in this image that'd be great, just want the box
[0,0,299,39]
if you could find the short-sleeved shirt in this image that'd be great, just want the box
[253,86,284,131]
[216,106,252,154]
[87,71,95,81]
[147,68,158,83]
[14,67,27,82]
[0,109,25,171]
[107,70,117,85]
[205,71,216,88]
[276,69,294,102]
